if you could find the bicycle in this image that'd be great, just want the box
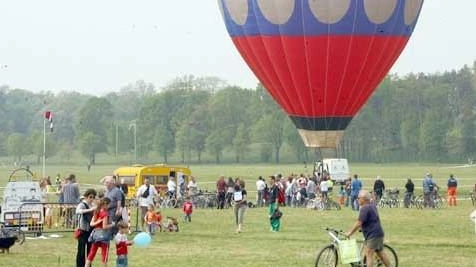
[378,189,400,208]
[315,227,398,267]
[308,197,341,211]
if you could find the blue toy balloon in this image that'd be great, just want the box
[133,232,151,247]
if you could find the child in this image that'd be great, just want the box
[85,197,114,267]
[144,204,159,234]
[338,185,345,206]
[182,197,193,222]
[166,216,179,232]
[115,221,133,267]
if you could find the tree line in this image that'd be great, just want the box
[0,63,475,165]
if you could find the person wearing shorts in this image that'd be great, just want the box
[345,190,392,267]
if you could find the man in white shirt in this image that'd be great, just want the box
[320,177,329,200]
[136,178,158,230]
[167,176,177,198]
[256,176,266,207]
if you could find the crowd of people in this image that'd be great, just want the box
[29,170,468,267]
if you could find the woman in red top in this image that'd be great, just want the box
[85,197,114,267]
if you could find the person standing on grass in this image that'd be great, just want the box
[268,176,280,232]
[183,197,193,223]
[373,176,385,203]
[404,178,415,208]
[115,221,133,267]
[233,179,247,233]
[85,197,115,267]
[75,189,97,267]
[256,176,266,207]
[136,178,158,230]
[447,174,458,206]
[350,174,362,211]
[216,176,227,209]
[346,190,392,267]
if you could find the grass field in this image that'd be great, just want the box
[1,163,476,267]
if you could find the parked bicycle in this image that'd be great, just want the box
[378,189,400,208]
[157,194,177,208]
[307,197,341,211]
[315,227,398,267]
[417,189,446,209]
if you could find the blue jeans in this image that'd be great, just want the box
[351,195,359,210]
[116,255,128,267]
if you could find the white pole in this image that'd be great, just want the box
[134,122,137,163]
[115,123,118,159]
[42,118,46,178]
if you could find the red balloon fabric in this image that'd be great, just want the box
[219,0,424,147]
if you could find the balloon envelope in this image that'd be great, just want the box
[219,0,424,147]
[133,232,152,247]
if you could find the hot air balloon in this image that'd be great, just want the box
[218,0,424,148]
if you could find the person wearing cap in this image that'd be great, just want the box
[346,190,391,267]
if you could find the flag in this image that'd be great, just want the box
[45,111,53,132]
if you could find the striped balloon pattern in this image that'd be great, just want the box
[219,0,424,148]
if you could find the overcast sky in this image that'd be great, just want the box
[0,0,475,96]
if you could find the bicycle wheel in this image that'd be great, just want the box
[363,244,398,267]
[315,245,338,267]
[433,195,445,209]
[327,200,341,210]
[169,198,177,208]
[416,195,424,209]
[306,199,317,209]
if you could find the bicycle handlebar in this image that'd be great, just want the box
[324,227,349,243]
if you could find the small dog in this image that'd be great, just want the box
[0,236,18,253]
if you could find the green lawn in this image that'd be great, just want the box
[1,163,476,266]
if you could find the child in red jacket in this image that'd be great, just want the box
[182,197,193,223]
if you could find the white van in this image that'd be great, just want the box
[1,178,43,233]
[314,158,350,184]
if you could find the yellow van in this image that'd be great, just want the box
[113,164,192,198]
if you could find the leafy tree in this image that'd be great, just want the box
[153,125,174,163]
[283,118,308,162]
[75,97,113,163]
[206,130,226,163]
[252,110,285,163]
[6,133,29,162]
[28,131,57,164]
[232,124,250,163]
[77,132,103,164]
[58,141,74,163]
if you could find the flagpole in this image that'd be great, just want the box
[42,117,46,178]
